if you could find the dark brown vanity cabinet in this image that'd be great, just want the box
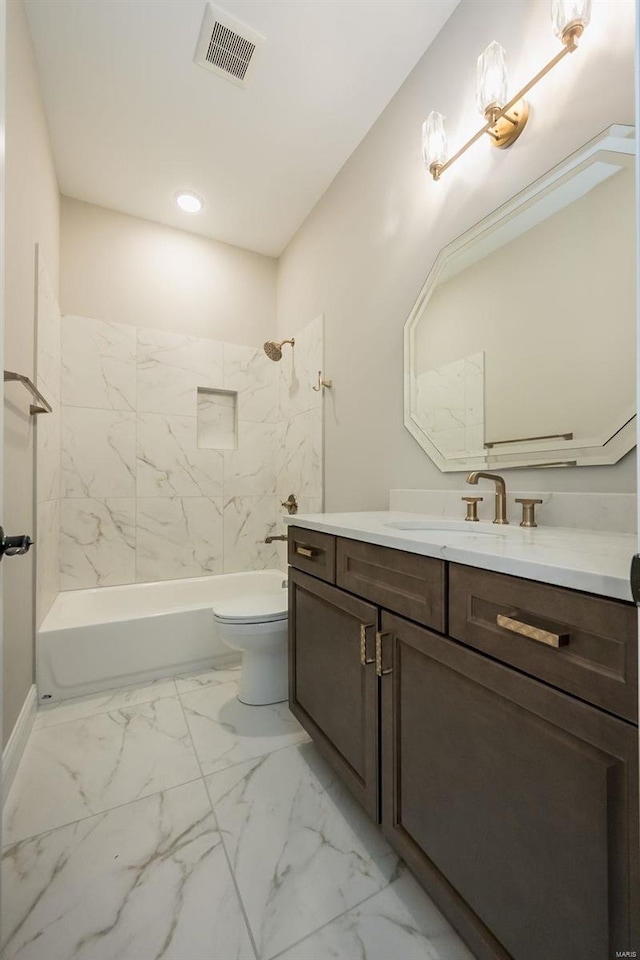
[288,568,380,819]
[381,611,639,960]
[288,528,640,960]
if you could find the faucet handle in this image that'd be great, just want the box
[461,496,483,522]
[515,498,543,528]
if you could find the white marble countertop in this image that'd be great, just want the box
[287,511,637,602]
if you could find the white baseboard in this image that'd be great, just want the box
[2,684,37,805]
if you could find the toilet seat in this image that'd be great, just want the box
[212,591,288,625]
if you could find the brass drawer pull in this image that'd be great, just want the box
[295,544,319,559]
[360,623,375,666]
[376,631,393,676]
[496,613,569,649]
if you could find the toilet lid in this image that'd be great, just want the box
[212,591,288,624]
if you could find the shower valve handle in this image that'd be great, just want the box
[0,526,34,559]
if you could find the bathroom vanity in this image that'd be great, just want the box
[286,514,639,960]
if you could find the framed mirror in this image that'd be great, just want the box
[404,125,636,472]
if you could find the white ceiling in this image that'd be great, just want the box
[25,0,460,257]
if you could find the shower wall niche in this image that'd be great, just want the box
[50,314,323,588]
[197,388,238,450]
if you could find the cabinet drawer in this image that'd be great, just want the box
[288,526,336,583]
[337,537,446,632]
[449,563,638,723]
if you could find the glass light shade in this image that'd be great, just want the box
[422,112,447,169]
[476,41,508,118]
[551,0,592,39]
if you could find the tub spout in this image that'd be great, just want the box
[265,534,288,543]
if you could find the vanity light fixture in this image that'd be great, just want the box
[176,192,203,213]
[423,0,591,180]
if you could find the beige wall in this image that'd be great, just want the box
[60,199,277,344]
[277,0,637,510]
[4,0,59,745]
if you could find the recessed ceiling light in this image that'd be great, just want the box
[176,192,203,213]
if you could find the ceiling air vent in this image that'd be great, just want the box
[194,3,264,88]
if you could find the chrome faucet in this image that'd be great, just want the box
[466,472,509,524]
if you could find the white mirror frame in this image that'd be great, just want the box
[404,125,636,473]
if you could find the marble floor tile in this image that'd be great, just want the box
[34,678,178,730]
[175,665,241,696]
[180,675,307,776]
[205,741,401,959]
[4,697,200,845]
[2,780,255,960]
[273,865,476,960]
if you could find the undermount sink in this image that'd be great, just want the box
[384,520,506,538]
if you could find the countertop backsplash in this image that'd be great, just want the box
[389,489,637,535]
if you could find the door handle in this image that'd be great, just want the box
[375,631,393,677]
[0,527,33,559]
[360,623,375,665]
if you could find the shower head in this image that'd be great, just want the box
[263,339,295,362]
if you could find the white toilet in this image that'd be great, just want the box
[212,588,288,705]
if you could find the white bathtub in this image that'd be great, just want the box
[37,569,287,703]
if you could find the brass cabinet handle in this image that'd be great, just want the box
[376,631,393,676]
[360,623,375,666]
[295,544,319,559]
[496,613,569,649]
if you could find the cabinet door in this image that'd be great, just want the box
[289,568,380,819]
[380,611,639,960]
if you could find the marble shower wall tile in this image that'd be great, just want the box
[137,328,224,416]
[223,495,279,573]
[56,316,324,588]
[36,499,60,627]
[2,780,254,960]
[137,412,223,497]
[277,407,323,500]
[36,254,61,403]
[279,314,324,420]
[36,377,61,503]
[62,316,136,410]
[35,256,62,626]
[224,343,278,423]
[62,407,136,498]
[224,421,278,497]
[60,498,136,589]
[136,497,224,582]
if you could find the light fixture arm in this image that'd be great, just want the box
[429,28,581,181]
